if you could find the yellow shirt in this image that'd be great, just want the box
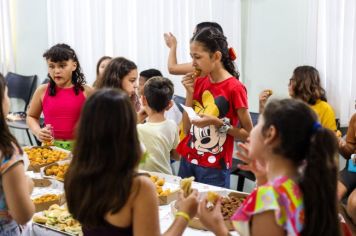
[310,99,337,131]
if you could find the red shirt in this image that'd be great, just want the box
[177,76,248,169]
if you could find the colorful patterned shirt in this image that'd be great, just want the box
[231,176,304,236]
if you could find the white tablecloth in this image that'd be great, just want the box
[26,173,242,236]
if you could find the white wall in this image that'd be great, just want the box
[12,0,309,112]
[241,0,309,112]
[13,0,48,84]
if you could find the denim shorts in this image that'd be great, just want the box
[178,157,230,188]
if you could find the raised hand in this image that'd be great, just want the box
[163,32,177,49]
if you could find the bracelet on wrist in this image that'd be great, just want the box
[175,211,190,222]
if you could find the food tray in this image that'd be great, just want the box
[26,171,52,187]
[24,146,71,172]
[41,160,71,182]
[31,188,65,212]
[33,222,78,236]
[170,190,248,231]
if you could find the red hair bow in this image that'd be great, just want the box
[229,47,237,61]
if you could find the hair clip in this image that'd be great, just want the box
[312,122,322,133]
[229,47,237,61]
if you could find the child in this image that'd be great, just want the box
[0,73,35,235]
[338,112,356,226]
[260,65,337,130]
[138,69,162,97]
[93,56,112,88]
[177,27,253,188]
[64,88,198,235]
[164,22,224,75]
[139,69,182,126]
[199,99,341,236]
[138,76,180,175]
[27,43,93,150]
[95,57,141,112]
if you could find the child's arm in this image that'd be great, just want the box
[164,32,194,75]
[163,190,199,236]
[170,150,180,161]
[27,85,52,141]
[338,138,356,159]
[132,177,161,235]
[227,108,253,142]
[339,116,356,159]
[181,73,195,135]
[236,142,267,186]
[250,211,285,236]
[83,84,94,97]
[259,89,272,114]
[198,197,230,236]
[3,161,35,225]
[132,176,198,236]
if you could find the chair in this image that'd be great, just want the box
[5,72,38,145]
[231,112,259,191]
[172,95,186,113]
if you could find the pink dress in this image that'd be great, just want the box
[43,85,86,140]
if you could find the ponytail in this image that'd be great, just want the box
[263,99,341,236]
[221,52,239,79]
[299,127,341,236]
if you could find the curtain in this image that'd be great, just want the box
[306,0,356,126]
[0,0,15,74]
[47,0,241,95]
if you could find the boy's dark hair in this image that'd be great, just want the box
[291,65,327,105]
[263,99,341,236]
[65,88,141,227]
[143,76,174,112]
[139,69,162,82]
[0,73,22,160]
[196,21,223,34]
[43,43,86,96]
[96,57,137,89]
[191,27,239,80]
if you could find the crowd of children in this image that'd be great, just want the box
[0,20,354,236]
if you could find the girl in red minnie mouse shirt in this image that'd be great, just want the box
[177,27,253,188]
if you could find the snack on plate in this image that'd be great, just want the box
[206,191,220,204]
[180,177,194,197]
[220,195,245,220]
[33,194,60,204]
[45,163,69,181]
[33,215,48,224]
[33,204,82,235]
[24,147,69,167]
[150,175,171,197]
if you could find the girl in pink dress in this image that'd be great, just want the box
[27,44,93,150]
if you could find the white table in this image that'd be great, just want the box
[26,173,242,236]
